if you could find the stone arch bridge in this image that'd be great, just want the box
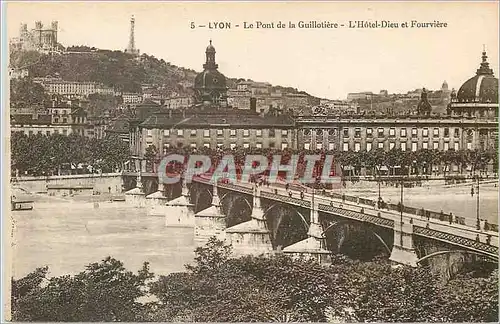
[122,171,498,277]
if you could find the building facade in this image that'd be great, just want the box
[163,96,194,109]
[33,77,114,97]
[10,21,60,53]
[122,93,143,104]
[131,110,295,157]
[11,100,92,137]
[295,117,497,152]
[128,44,497,160]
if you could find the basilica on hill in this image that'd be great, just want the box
[130,40,498,159]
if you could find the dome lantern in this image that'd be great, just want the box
[456,49,498,104]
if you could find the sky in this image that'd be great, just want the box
[5,1,499,100]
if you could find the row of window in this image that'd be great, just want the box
[161,141,465,152]
[26,129,68,136]
[52,110,69,115]
[53,117,86,124]
[162,142,289,150]
[149,129,289,137]
[149,127,481,139]
[340,141,464,152]
[300,141,469,152]
[303,127,471,138]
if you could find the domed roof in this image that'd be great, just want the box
[456,51,498,104]
[194,69,227,90]
[193,40,228,105]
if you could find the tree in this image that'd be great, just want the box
[436,269,498,322]
[11,257,154,322]
[185,237,233,275]
[11,246,498,322]
[11,133,129,176]
[336,261,442,322]
[10,78,48,107]
[144,144,159,173]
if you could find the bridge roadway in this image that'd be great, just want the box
[190,176,498,258]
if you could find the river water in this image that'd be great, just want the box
[11,197,196,279]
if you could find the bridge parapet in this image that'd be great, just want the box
[189,177,498,260]
[318,204,394,228]
[413,226,498,257]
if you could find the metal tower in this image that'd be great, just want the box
[126,15,139,55]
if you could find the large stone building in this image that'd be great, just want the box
[295,116,496,152]
[297,50,498,153]
[33,76,114,97]
[128,44,498,159]
[10,100,92,137]
[134,110,295,155]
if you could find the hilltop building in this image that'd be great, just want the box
[10,21,62,53]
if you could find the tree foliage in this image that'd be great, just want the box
[11,239,498,322]
[10,50,198,94]
[11,257,154,322]
[11,132,129,176]
[10,78,49,107]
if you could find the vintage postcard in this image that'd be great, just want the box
[3,1,499,322]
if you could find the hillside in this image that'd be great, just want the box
[10,48,198,95]
[10,47,318,100]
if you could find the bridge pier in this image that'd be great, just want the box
[124,168,146,207]
[194,182,226,247]
[389,219,419,267]
[164,179,195,227]
[283,200,330,264]
[146,190,169,210]
[147,193,169,217]
[226,186,273,257]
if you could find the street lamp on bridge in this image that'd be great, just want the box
[476,174,481,230]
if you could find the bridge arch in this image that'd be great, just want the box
[322,220,392,255]
[263,202,309,232]
[417,250,499,264]
[219,192,252,209]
